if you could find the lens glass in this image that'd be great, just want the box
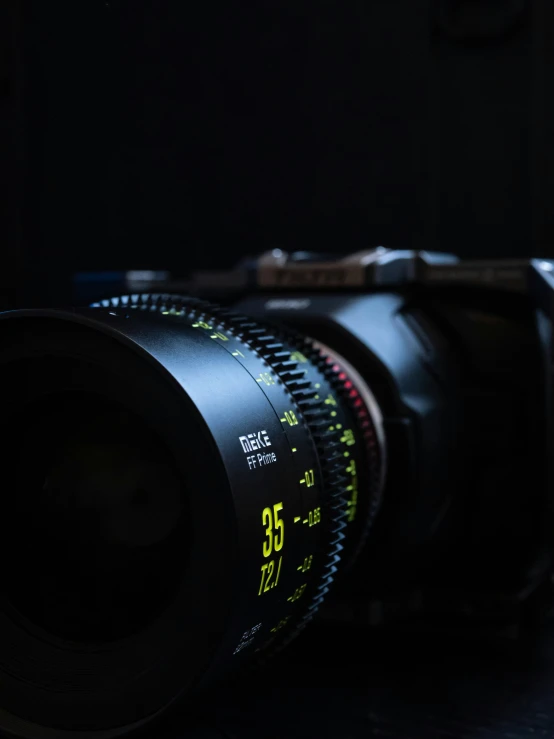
[6,389,188,643]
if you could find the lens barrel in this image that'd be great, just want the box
[0,294,384,736]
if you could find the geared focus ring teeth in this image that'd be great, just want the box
[296,402,322,415]
[236,322,258,331]
[265,349,288,360]
[259,344,285,356]
[328,497,348,511]
[321,442,342,452]
[296,394,320,405]
[279,370,307,383]
[320,462,343,475]
[330,481,351,495]
[304,421,329,434]
[319,453,343,466]
[252,335,277,345]
[302,408,327,421]
[325,468,348,482]
[272,360,298,373]
[327,489,348,503]
[312,429,336,440]
[287,379,312,392]
[291,389,319,402]
[247,328,352,658]
[316,443,339,455]
[329,475,350,488]
[332,520,348,533]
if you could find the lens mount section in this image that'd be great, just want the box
[0,295,384,737]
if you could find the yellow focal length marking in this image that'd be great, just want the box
[262,502,285,557]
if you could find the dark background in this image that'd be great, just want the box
[2,0,554,307]
[2,4,554,736]
[183,622,554,739]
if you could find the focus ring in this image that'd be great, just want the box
[233,323,350,645]
[263,333,384,576]
[316,346,385,568]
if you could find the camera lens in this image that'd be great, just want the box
[0,295,385,737]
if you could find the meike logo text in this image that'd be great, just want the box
[239,431,271,453]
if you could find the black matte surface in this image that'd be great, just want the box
[155,621,554,738]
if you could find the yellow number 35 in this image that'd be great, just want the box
[262,502,284,557]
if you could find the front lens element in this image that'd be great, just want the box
[8,390,187,643]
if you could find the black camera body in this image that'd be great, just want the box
[1,249,554,738]
[189,248,554,637]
